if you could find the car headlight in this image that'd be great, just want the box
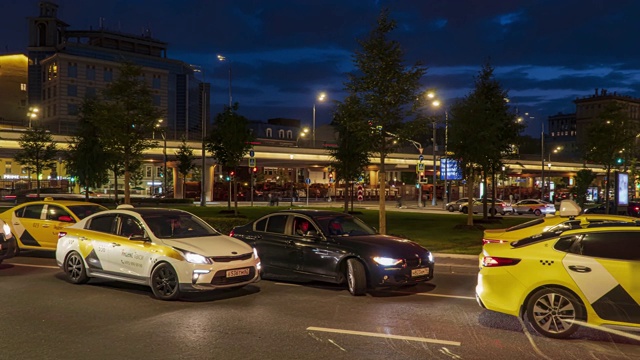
[427,251,434,263]
[175,248,212,265]
[373,256,403,266]
[2,223,12,239]
[253,247,259,259]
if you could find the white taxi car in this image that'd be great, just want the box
[56,205,261,300]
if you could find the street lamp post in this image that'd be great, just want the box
[217,55,232,107]
[200,69,207,207]
[27,106,39,129]
[540,123,545,201]
[428,92,440,207]
[312,92,326,147]
[154,119,168,197]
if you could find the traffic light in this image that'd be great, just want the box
[230,171,235,178]
[252,167,258,174]
[616,158,624,165]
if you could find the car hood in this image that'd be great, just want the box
[162,235,253,256]
[331,234,429,256]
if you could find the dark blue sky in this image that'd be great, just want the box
[3,0,640,137]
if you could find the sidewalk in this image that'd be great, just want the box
[433,253,479,275]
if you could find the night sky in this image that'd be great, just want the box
[2,0,639,137]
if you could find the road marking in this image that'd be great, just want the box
[6,263,58,270]
[307,326,461,346]
[274,282,302,287]
[413,293,475,300]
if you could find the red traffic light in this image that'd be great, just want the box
[252,167,257,173]
[230,171,235,177]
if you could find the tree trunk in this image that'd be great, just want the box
[343,182,349,213]
[467,169,474,226]
[113,169,119,205]
[379,160,387,235]
[233,177,238,216]
[124,170,131,204]
[604,167,611,214]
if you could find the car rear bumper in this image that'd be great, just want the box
[0,237,17,260]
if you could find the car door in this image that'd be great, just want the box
[107,214,153,279]
[10,203,46,248]
[81,213,119,273]
[42,204,76,249]
[289,216,341,281]
[562,232,640,324]
[251,214,301,277]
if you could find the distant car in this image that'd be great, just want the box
[460,199,513,216]
[477,224,640,338]
[0,197,107,252]
[230,209,434,296]
[444,197,473,212]
[512,199,556,216]
[584,201,640,217]
[56,206,261,300]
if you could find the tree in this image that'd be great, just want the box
[572,169,596,210]
[329,95,372,213]
[344,8,426,234]
[206,103,255,215]
[175,136,196,198]
[64,98,110,200]
[94,62,162,204]
[448,62,522,225]
[14,127,58,197]
[582,102,639,213]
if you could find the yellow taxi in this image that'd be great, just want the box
[476,223,640,338]
[0,197,107,252]
[482,200,640,244]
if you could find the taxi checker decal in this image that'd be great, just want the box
[15,228,40,247]
[84,249,103,270]
[563,254,640,324]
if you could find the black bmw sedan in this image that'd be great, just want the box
[230,209,434,296]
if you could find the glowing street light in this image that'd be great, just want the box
[217,54,232,107]
[27,106,39,129]
[312,92,326,147]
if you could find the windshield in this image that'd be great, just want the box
[142,213,221,239]
[314,215,376,236]
[67,204,108,220]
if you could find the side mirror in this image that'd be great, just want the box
[58,215,75,223]
[129,234,150,242]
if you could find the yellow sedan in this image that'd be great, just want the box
[0,197,107,252]
[476,225,640,338]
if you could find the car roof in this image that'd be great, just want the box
[108,207,191,217]
[20,198,106,207]
[265,209,351,218]
[512,222,640,248]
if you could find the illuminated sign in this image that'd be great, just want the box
[440,158,463,180]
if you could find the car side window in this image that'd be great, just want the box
[579,232,640,260]
[19,204,45,219]
[265,215,288,234]
[118,215,144,238]
[254,218,267,232]
[87,214,117,233]
[45,205,73,222]
[293,216,317,237]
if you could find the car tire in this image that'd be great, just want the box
[346,258,366,296]
[63,251,89,284]
[489,208,497,216]
[447,206,454,212]
[525,287,584,339]
[150,262,181,301]
[461,207,468,214]
[534,209,542,216]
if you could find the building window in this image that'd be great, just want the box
[67,85,77,97]
[152,74,161,89]
[86,65,96,81]
[53,85,57,97]
[20,83,26,91]
[152,95,161,106]
[5,161,11,174]
[286,130,293,139]
[86,87,96,98]
[68,104,78,116]
[104,67,113,82]
[278,129,284,139]
[47,87,51,99]
[68,62,77,78]
[145,166,152,177]
[266,128,272,138]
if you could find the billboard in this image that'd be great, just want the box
[440,157,463,181]
[616,172,629,206]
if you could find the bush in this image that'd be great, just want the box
[201,217,251,234]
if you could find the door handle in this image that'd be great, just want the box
[42,224,50,228]
[111,243,121,247]
[78,236,87,241]
[568,265,591,273]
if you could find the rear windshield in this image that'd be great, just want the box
[505,218,545,232]
[67,204,108,220]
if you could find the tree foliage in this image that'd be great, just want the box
[572,169,596,210]
[175,136,196,187]
[329,95,372,212]
[344,8,426,234]
[92,62,162,204]
[64,97,110,200]
[206,103,255,214]
[582,102,639,212]
[448,62,522,224]
[14,127,58,197]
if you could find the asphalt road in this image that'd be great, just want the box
[1,252,639,360]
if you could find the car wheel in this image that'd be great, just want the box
[489,208,497,216]
[346,258,366,296]
[63,251,89,284]
[447,205,454,212]
[150,262,181,301]
[461,207,468,214]
[534,209,542,216]
[526,287,583,339]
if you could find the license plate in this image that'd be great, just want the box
[411,268,430,277]
[226,268,250,278]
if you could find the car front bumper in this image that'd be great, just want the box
[0,237,16,261]
[370,263,434,287]
[176,259,262,292]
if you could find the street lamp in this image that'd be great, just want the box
[27,106,39,129]
[155,119,168,197]
[297,127,309,146]
[312,92,326,147]
[217,54,232,107]
[430,94,440,206]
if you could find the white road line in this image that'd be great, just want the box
[274,282,302,287]
[6,263,58,270]
[413,293,475,300]
[307,326,461,346]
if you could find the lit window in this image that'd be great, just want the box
[20,83,26,91]
[278,129,284,138]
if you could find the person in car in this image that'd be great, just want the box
[296,220,310,236]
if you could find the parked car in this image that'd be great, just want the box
[512,199,557,216]
[460,199,513,216]
[230,209,434,296]
[444,197,473,212]
[584,201,640,217]
[0,197,107,252]
[477,224,640,338]
[56,205,261,300]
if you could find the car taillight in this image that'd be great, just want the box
[58,232,67,239]
[482,238,508,245]
[228,229,235,237]
[482,256,521,267]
